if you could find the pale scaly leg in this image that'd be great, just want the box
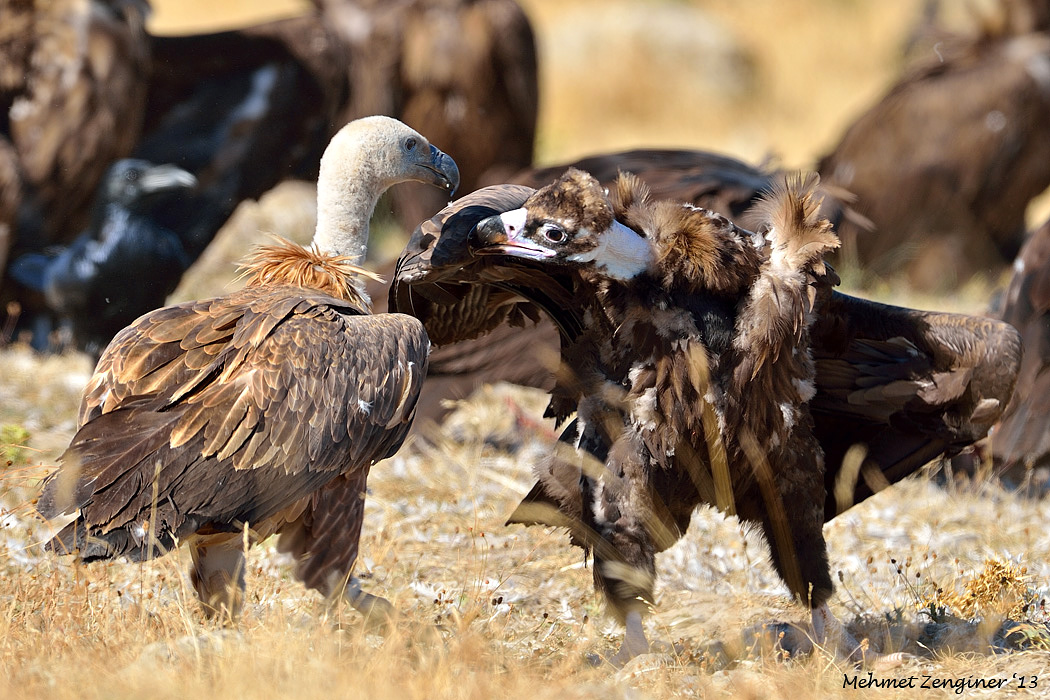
[190,536,247,622]
[812,603,910,668]
[343,575,394,631]
[606,610,651,667]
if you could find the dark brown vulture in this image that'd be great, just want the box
[316,0,538,230]
[382,149,779,433]
[989,214,1050,489]
[0,0,150,290]
[818,12,1050,291]
[35,116,459,620]
[391,169,1022,663]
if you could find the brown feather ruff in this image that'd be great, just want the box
[609,172,760,296]
[237,237,383,306]
[753,172,840,275]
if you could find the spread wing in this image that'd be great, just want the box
[811,290,1022,516]
[990,218,1050,469]
[39,284,428,560]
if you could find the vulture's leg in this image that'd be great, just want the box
[189,535,247,622]
[750,442,840,653]
[605,610,651,666]
[586,435,662,666]
[343,576,394,623]
[276,472,394,629]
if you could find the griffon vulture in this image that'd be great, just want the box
[36,116,459,620]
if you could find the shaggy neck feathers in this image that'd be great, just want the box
[238,237,382,305]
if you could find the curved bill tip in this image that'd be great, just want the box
[431,145,461,196]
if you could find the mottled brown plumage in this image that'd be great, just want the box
[391,169,1022,662]
[386,151,780,431]
[36,117,458,620]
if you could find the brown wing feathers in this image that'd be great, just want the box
[40,276,427,558]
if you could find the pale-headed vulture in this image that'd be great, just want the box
[35,116,459,621]
[390,169,1022,663]
[315,0,538,230]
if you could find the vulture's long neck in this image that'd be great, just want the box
[311,138,384,267]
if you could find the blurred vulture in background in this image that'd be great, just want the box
[990,214,1050,492]
[819,0,1050,291]
[314,0,538,231]
[2,0,538,353]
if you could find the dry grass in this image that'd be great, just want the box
[3,375,1050,699]
[4,0,1050,698]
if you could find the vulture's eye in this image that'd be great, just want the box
[543,225,567,243]
[404,137,418,152]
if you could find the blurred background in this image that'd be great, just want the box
[149,0,948,170]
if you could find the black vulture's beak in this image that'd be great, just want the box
[418,144,461,196]
[469,208,556,260]
[138,163,198,195]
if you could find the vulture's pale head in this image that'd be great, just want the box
[470,168,654,280]
[313,116,460,262]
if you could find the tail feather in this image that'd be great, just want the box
[46,518,176,562]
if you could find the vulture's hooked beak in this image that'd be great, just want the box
[139,164,198,195]
[469,208,557,260]
[418,144,461,196]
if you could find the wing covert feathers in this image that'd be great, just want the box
[40,284,428,560]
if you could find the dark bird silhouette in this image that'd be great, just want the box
[1,0,150,302]
[989,214,1050,491]
[137,15,349,261]
[818,7,1050,290]
[9,159,198,356]
[316,0,538,231]
[391,169,1022,662]
[36,116,459,620]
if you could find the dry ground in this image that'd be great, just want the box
[2,1,1050,698]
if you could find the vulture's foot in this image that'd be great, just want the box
[345,576,395,632]
[812,604,912,669]
[588,610,651,667]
